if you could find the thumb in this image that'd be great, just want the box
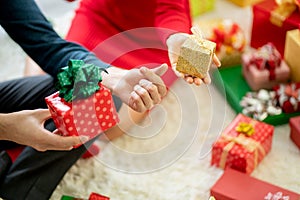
[34,109,52,122]
[150,64,168,76]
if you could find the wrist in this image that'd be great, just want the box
[166,32,190,48]
[0,113,10,140]
[101,66,126,94]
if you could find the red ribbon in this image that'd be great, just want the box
[285,85,299,98]
[247,43,281,81]
[211,23,240,52]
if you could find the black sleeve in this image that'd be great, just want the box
[0,0,110,77]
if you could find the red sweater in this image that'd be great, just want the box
[66,0,192,86]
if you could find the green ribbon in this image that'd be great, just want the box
[56,59,103,102]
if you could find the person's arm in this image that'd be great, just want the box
[0,0,108,78]
[155,0,192,43]
[0,109,89,151]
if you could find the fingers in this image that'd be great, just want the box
[129,91,146,112]
[213,54,221,67]
[150,63,168,76]
[184,75,211,86]
[34,109,52,122]
[203,73,211,84]
[39,129,90,151]
[128,79,162,112]
[139,79,161,104]
[140,66,167,97]
[172,64,185,78]
[134,85,153,109]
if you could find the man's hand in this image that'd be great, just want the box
[166,32,221,86]
[0,109,89,151]
[102,64,168,113]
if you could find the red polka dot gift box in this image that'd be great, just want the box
[45,60,119,145]
[211,114,274,174]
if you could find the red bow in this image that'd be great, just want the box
[248,43,281,80]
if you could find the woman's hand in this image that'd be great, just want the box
[0,109,89,151]
[166,32,221,86]
[102,64,168,113]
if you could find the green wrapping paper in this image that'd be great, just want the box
[56,60,104,102]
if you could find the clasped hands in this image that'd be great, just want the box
[109,32,221,113]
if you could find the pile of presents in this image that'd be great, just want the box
[190,0,300,199]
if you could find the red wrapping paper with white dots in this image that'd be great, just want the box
[211,114,274,174]
[45,84,119,144]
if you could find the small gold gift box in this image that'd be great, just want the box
[176,27,216,79]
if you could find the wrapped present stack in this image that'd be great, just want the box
[211,114,274,174]
[45,60,119,146]
[199,1,300,199]
[251,0,300,56]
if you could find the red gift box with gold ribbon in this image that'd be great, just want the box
[251,0,300,56]
[211,114,274,174]
[242,43,290,91]
[45,60,119,146]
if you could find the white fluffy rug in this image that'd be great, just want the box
[0,1,300,199]
[48,80,300,200]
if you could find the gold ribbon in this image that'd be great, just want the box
[190,26,215,54]
[270,0,297,27]
[219,132,266,170]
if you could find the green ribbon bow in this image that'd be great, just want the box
[56,59,103,102]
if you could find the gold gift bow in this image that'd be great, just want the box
[190,26,215,54]
[219,127,266,170]
[270,0,298,27]
[235,122,255,136]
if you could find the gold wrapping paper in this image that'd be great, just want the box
[284,29,300,82]
[176,31,216,79]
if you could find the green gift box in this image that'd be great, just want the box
[212,65,300,125]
